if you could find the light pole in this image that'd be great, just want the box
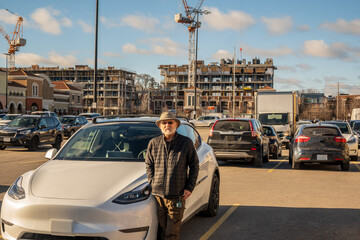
[93,0,99,113]
[3,53,9,113]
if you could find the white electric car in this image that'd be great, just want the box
[1,117,220,240]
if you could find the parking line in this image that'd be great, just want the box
[22,160,47,164]
[268,160,286,173]
[199,204,240,240]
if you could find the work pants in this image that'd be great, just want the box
[155,196,185,240]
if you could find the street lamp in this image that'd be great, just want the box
[3,53,10,113]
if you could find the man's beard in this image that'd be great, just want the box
[162,127,176,136]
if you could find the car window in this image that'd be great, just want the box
[324,122,350,134]
[46,117,55,127]
[8,117,38,127]
[38,118,48,128]
[56,122,162,161]
[213,120,250,131]
[177,124,201,149]
[81,117,87,124]
[75,118,80,124]
[59,117,75,124]
[263,126,273,135]
[302,127,340,136]
[354,122,360,131]
[198,117,205,121]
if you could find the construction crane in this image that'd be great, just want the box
[0,8,26,68]
[175,0,210,87]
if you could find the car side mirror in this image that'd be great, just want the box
[45,148,58,159]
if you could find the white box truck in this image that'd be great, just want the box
[255,91,298,148]
[351,108,360,120]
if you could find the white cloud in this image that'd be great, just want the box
[101,15,159,33]
[77,20,94,33]
[211,49,232,60]
[297,25,310,32]
[30,8,62,34]
[275,77,303,89]
[242,45,294,58]
[103,52,121,57]
[61,17,73,27]
[296,63,313,71]
[321,19,360,35]
[303,40,355,60]
[123,38,184,57]
[203,7,255,31]
[278,65,296,72]
[0,9,20,25]
[261,16,293,35]
[16,51,77,67]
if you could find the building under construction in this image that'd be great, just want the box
[23,65,136,115]
[158,57,276,116]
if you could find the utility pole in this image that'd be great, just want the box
[93,0,99,113]
[3,53,9,112]
[232,47,236,118]
[337,82,339,120]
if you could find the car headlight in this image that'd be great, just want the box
[347,136,356,144]
[19,130,31,135]
[8,176,25,200]
[112,182,151,204]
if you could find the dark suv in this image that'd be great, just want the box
[207,118,270,167]
[59,115,88,137]
[0,115,63,151]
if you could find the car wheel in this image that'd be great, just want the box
[254,148,263,167]
[28,136,39,151]
[263,147,269,163]
[341,162,350,171]
[273,146,279,159]
[292,158,300,169]
[0,145,6,150]
[350,156,358,161]
[201,174,219,217]
[52,135,62,149]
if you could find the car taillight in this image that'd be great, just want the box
[209,120,218,137]
[295,135,310,143]
[334,136,346,143]
[249,121,256,137]
[299,157,310,160]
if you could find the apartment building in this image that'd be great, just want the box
[158,58,276,116]
[24,65,137,115]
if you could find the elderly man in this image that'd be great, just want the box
[145,111,199,240]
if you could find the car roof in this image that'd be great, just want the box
[88,116,190,127]
[59,115,78,117]
[18,114,42,118]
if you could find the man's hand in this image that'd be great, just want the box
[183,189,192,200]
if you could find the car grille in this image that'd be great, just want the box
[20,233,108,240]
[0,132,16,137]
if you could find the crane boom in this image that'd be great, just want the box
[0,15,26,68]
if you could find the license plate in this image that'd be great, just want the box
[4,137,10,142]
[317,154,327,160]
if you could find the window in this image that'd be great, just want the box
[72,95,75,101]
[32,83,39,97]
[78,96,81,104]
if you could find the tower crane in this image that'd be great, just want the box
[175,0,210,87]
[0,9,26,68]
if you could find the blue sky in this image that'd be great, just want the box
[0,0,359,95]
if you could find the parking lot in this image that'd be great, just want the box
[1,127,360,239]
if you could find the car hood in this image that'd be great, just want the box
[0,120,11,125]
[1,126,34,131]
[30,160,147,200]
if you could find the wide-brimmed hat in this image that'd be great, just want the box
[156,111,181,128]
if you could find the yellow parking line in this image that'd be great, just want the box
[199,204,240,240]
[22,160,47,164]
[268,160,286,173]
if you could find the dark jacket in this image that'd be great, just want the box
[145,132,199,198]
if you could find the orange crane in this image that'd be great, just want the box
[175,0,210,87]
[0,9,26,68]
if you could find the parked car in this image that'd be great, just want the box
[296,120,312,130]
[319,121,358,161]
[289,124,350,170]
[0,114,21,127]
[0,117,219,240]
[79,112,102,122]
[31,111,58,117]
[263,125,282,159]
[190,115,220,127]
[0,115,63,151]
[352,121,360,148]
[58,115,88,137]
[207,118,270,167]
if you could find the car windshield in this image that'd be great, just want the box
[353,122,360,131]
[8,117,38,127]
[259,113,289,125]
[3,115,19,121]
[322,122,350,134]
[59,117,75,124]
[263,126,274,136]
[214,121,250,131]
[56,122,162,161]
